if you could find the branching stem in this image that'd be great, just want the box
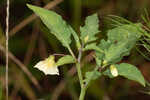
[68,45,84,88]
[77,43,86,100]
[68,46,76,60]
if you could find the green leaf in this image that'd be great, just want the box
[84,70,101,85]
[56,55,76,66]
[95,57,102,66]
[103,63,145,86]
[83,43,103,53]
[85,71,101,81]
[107,24,142,45]
[68,25,81,49]
[80,13,100,43]
[27,4,72,48]
[84,65,102,85]
[96,24,143,64]
[96,39,111,61]
[104,42,129,64]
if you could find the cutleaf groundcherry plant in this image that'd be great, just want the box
[27,4,146,100]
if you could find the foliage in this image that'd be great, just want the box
[27,4,146,100]
[80,13,100,43]
[56,55,76,66]
[96,24,142,64]
[139,9,150,60]
[103,63,145,86]
[27,4,72,48]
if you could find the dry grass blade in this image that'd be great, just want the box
[0,44,42,91]
[9,0,63,36]
[24,23,39,65]
[5,0,10,99]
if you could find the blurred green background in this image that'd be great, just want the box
[0,0,150,100]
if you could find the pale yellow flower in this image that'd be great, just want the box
[110,65,118,77]
[34,56,59,75]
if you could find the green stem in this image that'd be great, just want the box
[86,66,100,86]
[68,42,87,100]
[68,46,76,60]
[79,87,87,100]
[67,45,83,88]
[76,43,84,87]
[79,65,106,100]
[76,63,83,87]
[77,43,87,100]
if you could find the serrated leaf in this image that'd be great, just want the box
[103,63,145,86]
[80,13,100,43]
[104,24,142,63]
[96,24,143,64]
[96,39,111,61]
[85,71,101,81]
[27,4,72,48]
[104,42,129,64]
[84,64,102,85]
[95,57,102,66]
[84,70,101,85]
[83,43,103,53]
[56,55,75,66]
[107,24,142,46]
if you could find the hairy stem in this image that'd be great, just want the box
[68,42,86,100]
[68,46,76,60]
[79,64,106,100]
[76,63,83,87]
[79,86,87,100]
[77,43,87,100]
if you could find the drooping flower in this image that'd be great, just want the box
[110,65,118,77]
[34,55,59,75]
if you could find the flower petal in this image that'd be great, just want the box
[110,65,118,77]
[34,56,59,75]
